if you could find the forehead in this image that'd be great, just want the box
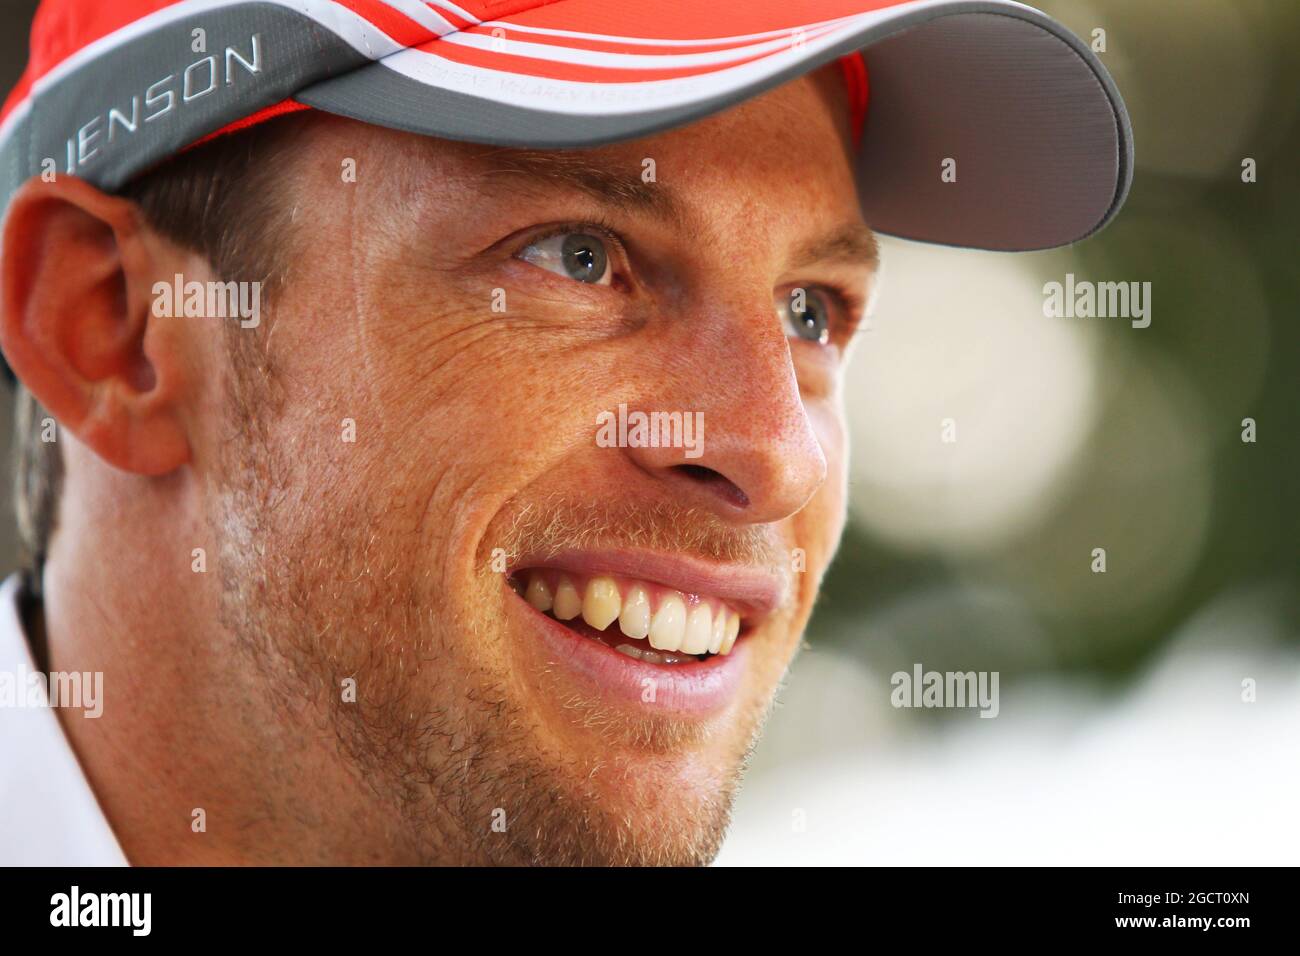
[338,64,860,225]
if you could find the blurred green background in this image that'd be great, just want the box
[816,0,1299,683]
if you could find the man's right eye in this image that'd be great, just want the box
[517,231,613,286]
[776,287,834,346]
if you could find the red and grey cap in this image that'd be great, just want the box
[0,0,1131,251]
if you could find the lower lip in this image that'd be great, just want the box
[506,591,750,717]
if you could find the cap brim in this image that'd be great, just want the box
[297,0,1132,251]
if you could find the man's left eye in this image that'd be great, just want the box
[776,287,833,345]
[517,231,613,286]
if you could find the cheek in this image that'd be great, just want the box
[797,399,849,569]
[257,258,553,588]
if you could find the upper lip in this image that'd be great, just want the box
[508,548,789,624]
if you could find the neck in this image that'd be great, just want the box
[40,545,440,864]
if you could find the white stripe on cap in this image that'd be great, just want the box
[384,0,459,35]
[437,19,847,69]
[376,1,909,116]
[427,0,481,25]
[475,12,862,48]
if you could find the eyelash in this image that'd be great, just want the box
[518,217,627,261]
[516,220,864,339]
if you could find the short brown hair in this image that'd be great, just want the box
[10,112,309,590]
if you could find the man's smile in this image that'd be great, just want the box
[504,548,788,716]
[513,570,744,662]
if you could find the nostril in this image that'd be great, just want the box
[672,464,751,509]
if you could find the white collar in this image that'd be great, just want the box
[0,573,128,865]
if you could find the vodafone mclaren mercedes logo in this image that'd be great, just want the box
[60,33,264,176]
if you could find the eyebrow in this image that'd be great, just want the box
[475,148,694,231]
[788,222,880,271]
[474,147,878,271]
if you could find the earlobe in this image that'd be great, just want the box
[0,175,192,476]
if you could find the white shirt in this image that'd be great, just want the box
[0,572,127,865]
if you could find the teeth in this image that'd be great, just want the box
[720,611,740,655]
[582,576,621,631]
[682,604,713,655]
[525,573,553,613]
[553,577,583,621]
[708,608,726,654]
[640,648,693,665]
[648,594,686,652]
[613,643,695,665]
[618,585,651,639]
[515,571,746,658]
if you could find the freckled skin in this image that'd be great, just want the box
[24,66,870,864]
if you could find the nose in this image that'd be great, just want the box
[622,306,828,525]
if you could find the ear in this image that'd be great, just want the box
[0,175,191,475]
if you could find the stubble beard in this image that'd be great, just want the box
[209,348,771,865]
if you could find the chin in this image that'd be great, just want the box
[493,753,745,867]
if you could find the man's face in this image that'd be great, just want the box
[204,66,874,864]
